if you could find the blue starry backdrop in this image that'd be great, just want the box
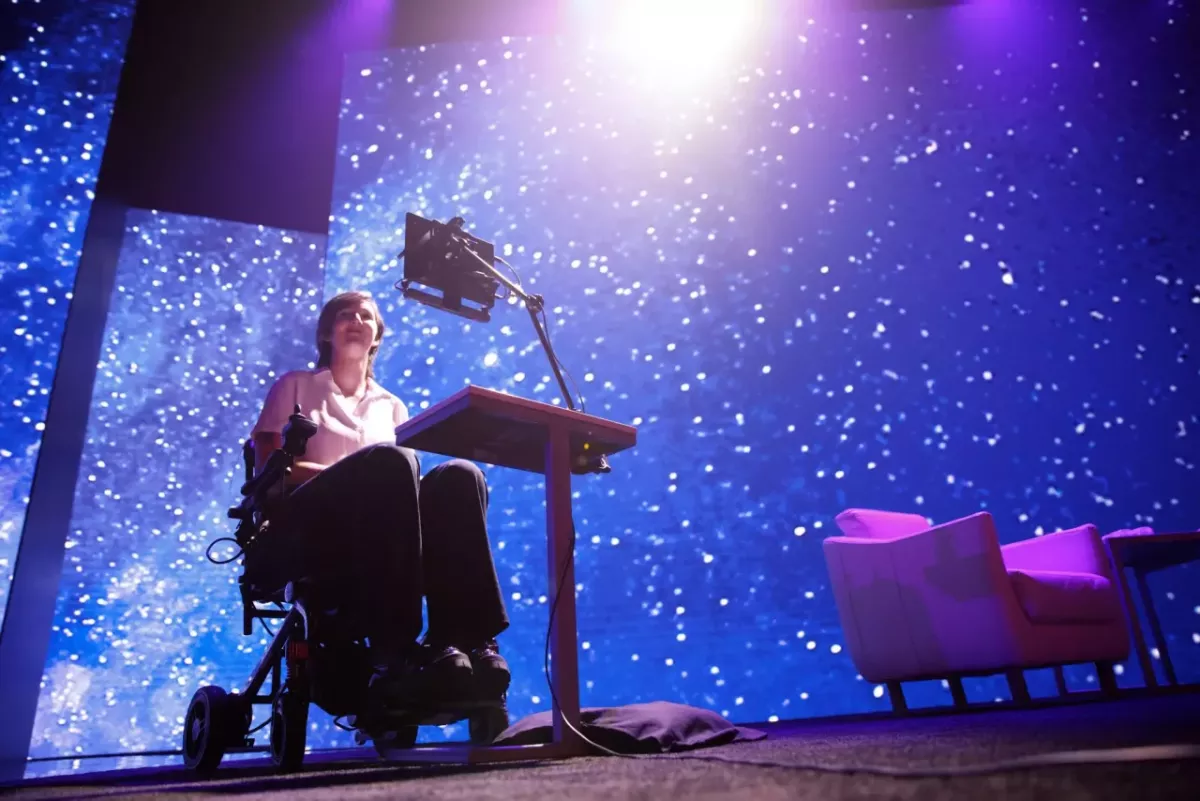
[26,212,326,775]
[22,0,1200,774]
[0,0,135,625]
[328,0,1199,722]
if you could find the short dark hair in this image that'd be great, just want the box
[315,290,385,379]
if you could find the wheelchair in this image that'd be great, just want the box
[182,405,509,774]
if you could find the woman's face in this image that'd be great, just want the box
[328,300,380,361]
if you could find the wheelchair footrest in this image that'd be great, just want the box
[350,697,505,732]
[350,695,506,733]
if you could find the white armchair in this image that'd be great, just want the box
[823,509,1130,711]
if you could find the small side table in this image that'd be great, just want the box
[1103,530,1200,688]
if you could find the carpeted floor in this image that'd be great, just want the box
[9,692,1200,800]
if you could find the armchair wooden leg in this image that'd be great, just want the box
[887,681,908,714]
[1135,569,1178,686]
[1006,670,1032,705]
[1096,662,1119,696]
[948,676,968,709]
[1053,666,1069,697]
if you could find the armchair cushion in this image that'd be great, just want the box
[1008,569,1122,625]
[834,508,931,540]
[1000,523,1114,580]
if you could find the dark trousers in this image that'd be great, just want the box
[262,443,509,654]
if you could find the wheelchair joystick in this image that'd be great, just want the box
[281,404,319,457]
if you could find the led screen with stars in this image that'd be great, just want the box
[326,0,1198,719]
[24,0,1200,775]
[0,0,135,624]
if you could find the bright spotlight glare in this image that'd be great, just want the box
[606,0,761,89]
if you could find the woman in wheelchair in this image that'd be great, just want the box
[247,290,510,710]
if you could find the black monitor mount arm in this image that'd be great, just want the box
[405,216,610,475]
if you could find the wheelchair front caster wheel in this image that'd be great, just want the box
[371,725,419,757]
[183,686,235,773]
[469,705,509,746]
[270,689,309,772]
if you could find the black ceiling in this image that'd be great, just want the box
[98,0,560,234]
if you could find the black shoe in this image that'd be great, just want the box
[464,639,510,700]
[369,643,473,709]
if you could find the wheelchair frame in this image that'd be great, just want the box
[182,408,507,774]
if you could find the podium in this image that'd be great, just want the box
[390,385,637,762]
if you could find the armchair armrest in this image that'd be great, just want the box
[1000,524,1111,579]
[823,512,1022,681]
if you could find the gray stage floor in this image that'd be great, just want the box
[9,691,1200,800]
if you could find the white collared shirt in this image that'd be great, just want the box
[250,368,409,466]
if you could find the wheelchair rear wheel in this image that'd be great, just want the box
[183,686,235,773]
[270,689,309,772]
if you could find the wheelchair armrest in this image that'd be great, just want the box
[284,578,331,606]
[240,449,293,497]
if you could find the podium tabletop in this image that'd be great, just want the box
[395,385,637,474]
